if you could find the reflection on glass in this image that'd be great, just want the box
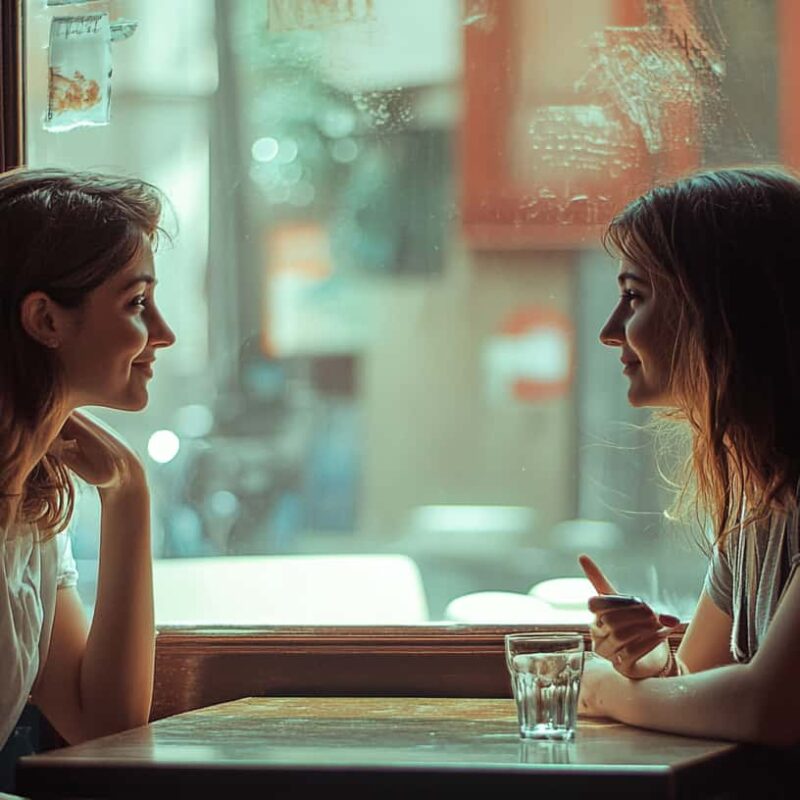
[22,0,784,624]
[518,739,573,765]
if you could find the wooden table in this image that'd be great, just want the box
[15,697,774,799]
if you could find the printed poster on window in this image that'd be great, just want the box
[46,14,112,132]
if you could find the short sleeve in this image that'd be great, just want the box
[703,542,733,616]
[55,529,79,589]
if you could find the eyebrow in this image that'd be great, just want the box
[119,274,156,292]
[617,271,648,286]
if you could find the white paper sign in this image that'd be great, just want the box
[46,14,112,132]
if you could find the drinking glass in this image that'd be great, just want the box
[505,633,584,741]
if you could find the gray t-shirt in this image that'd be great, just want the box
[704,509,800,663]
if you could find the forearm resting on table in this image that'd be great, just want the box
[602,663,786,746]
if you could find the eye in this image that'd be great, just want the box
[130,294,147,309]
[620,288,641,304]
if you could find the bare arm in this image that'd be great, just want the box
[31,416,155,743]
[675,590,735,674]
[580,575,800,746]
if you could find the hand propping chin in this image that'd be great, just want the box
[52,410,145,491]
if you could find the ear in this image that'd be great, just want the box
[20,291,65,349]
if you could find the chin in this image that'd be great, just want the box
[627,391,658,408]
[124,394,149,412]
[627,388,674,408]
[98,391,149,412]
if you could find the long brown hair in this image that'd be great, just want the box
[0,168,166,538]
[604,166,800,548]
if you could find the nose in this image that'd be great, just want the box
[148,308,176,349]
[599,307,625,347]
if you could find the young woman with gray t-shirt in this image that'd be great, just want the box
[577,167,800,747]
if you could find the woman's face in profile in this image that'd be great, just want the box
[598,259,678,408]
[55,241,176,412]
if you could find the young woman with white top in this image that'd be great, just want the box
[578,167,800,747]
[0,169,175,777]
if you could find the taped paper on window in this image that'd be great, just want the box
[268,0,374,32]
[46,14,111,132]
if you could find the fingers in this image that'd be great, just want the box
[62,410,121,441]
[592,603,674,645]
[588,604,678,661]
[592,604,680,635]
[579,554,681,678]
[591,617,658,655]
[578,554,617,595]
[47,435,79,460]
[592,604,679,641]
[588,595,643,614]
[593,605,653,627]
[593,624,668,668]
[52,411,140,489]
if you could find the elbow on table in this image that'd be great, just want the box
[73,702,152,744]
[750,723,800,749]
[104,701,153,735]
[749,691,800,749]
[112,703,152,732]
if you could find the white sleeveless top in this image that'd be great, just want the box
[0,525,78,748]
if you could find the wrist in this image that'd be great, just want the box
[598,661,628,717]
[627,640,672,680]
[655,646,675,678]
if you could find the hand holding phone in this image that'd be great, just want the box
[578,554,680,680]
[590,593,645,610]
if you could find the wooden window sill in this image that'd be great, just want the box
[152,623,686,720]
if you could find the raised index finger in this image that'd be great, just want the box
[578,553,617,595]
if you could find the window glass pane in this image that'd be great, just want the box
[23,0,783,625]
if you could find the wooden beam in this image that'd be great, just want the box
[0,0,23,171]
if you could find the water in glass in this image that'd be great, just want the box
[510,651,583,740]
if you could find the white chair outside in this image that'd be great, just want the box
[444,577,595,624]
[527,576,595,623]
[152,553,429,625]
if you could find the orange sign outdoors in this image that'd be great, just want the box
[484,307,574,403]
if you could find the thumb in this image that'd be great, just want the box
[578,553,617,595]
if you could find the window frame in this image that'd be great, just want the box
[0,0,702,721]
[151,625,688,720]
[1,0,23,172]
[779,0,800,167]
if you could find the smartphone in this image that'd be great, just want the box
[594,593,645,608]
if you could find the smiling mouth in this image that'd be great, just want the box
[622,361,640,375]
[132,362,154,378]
